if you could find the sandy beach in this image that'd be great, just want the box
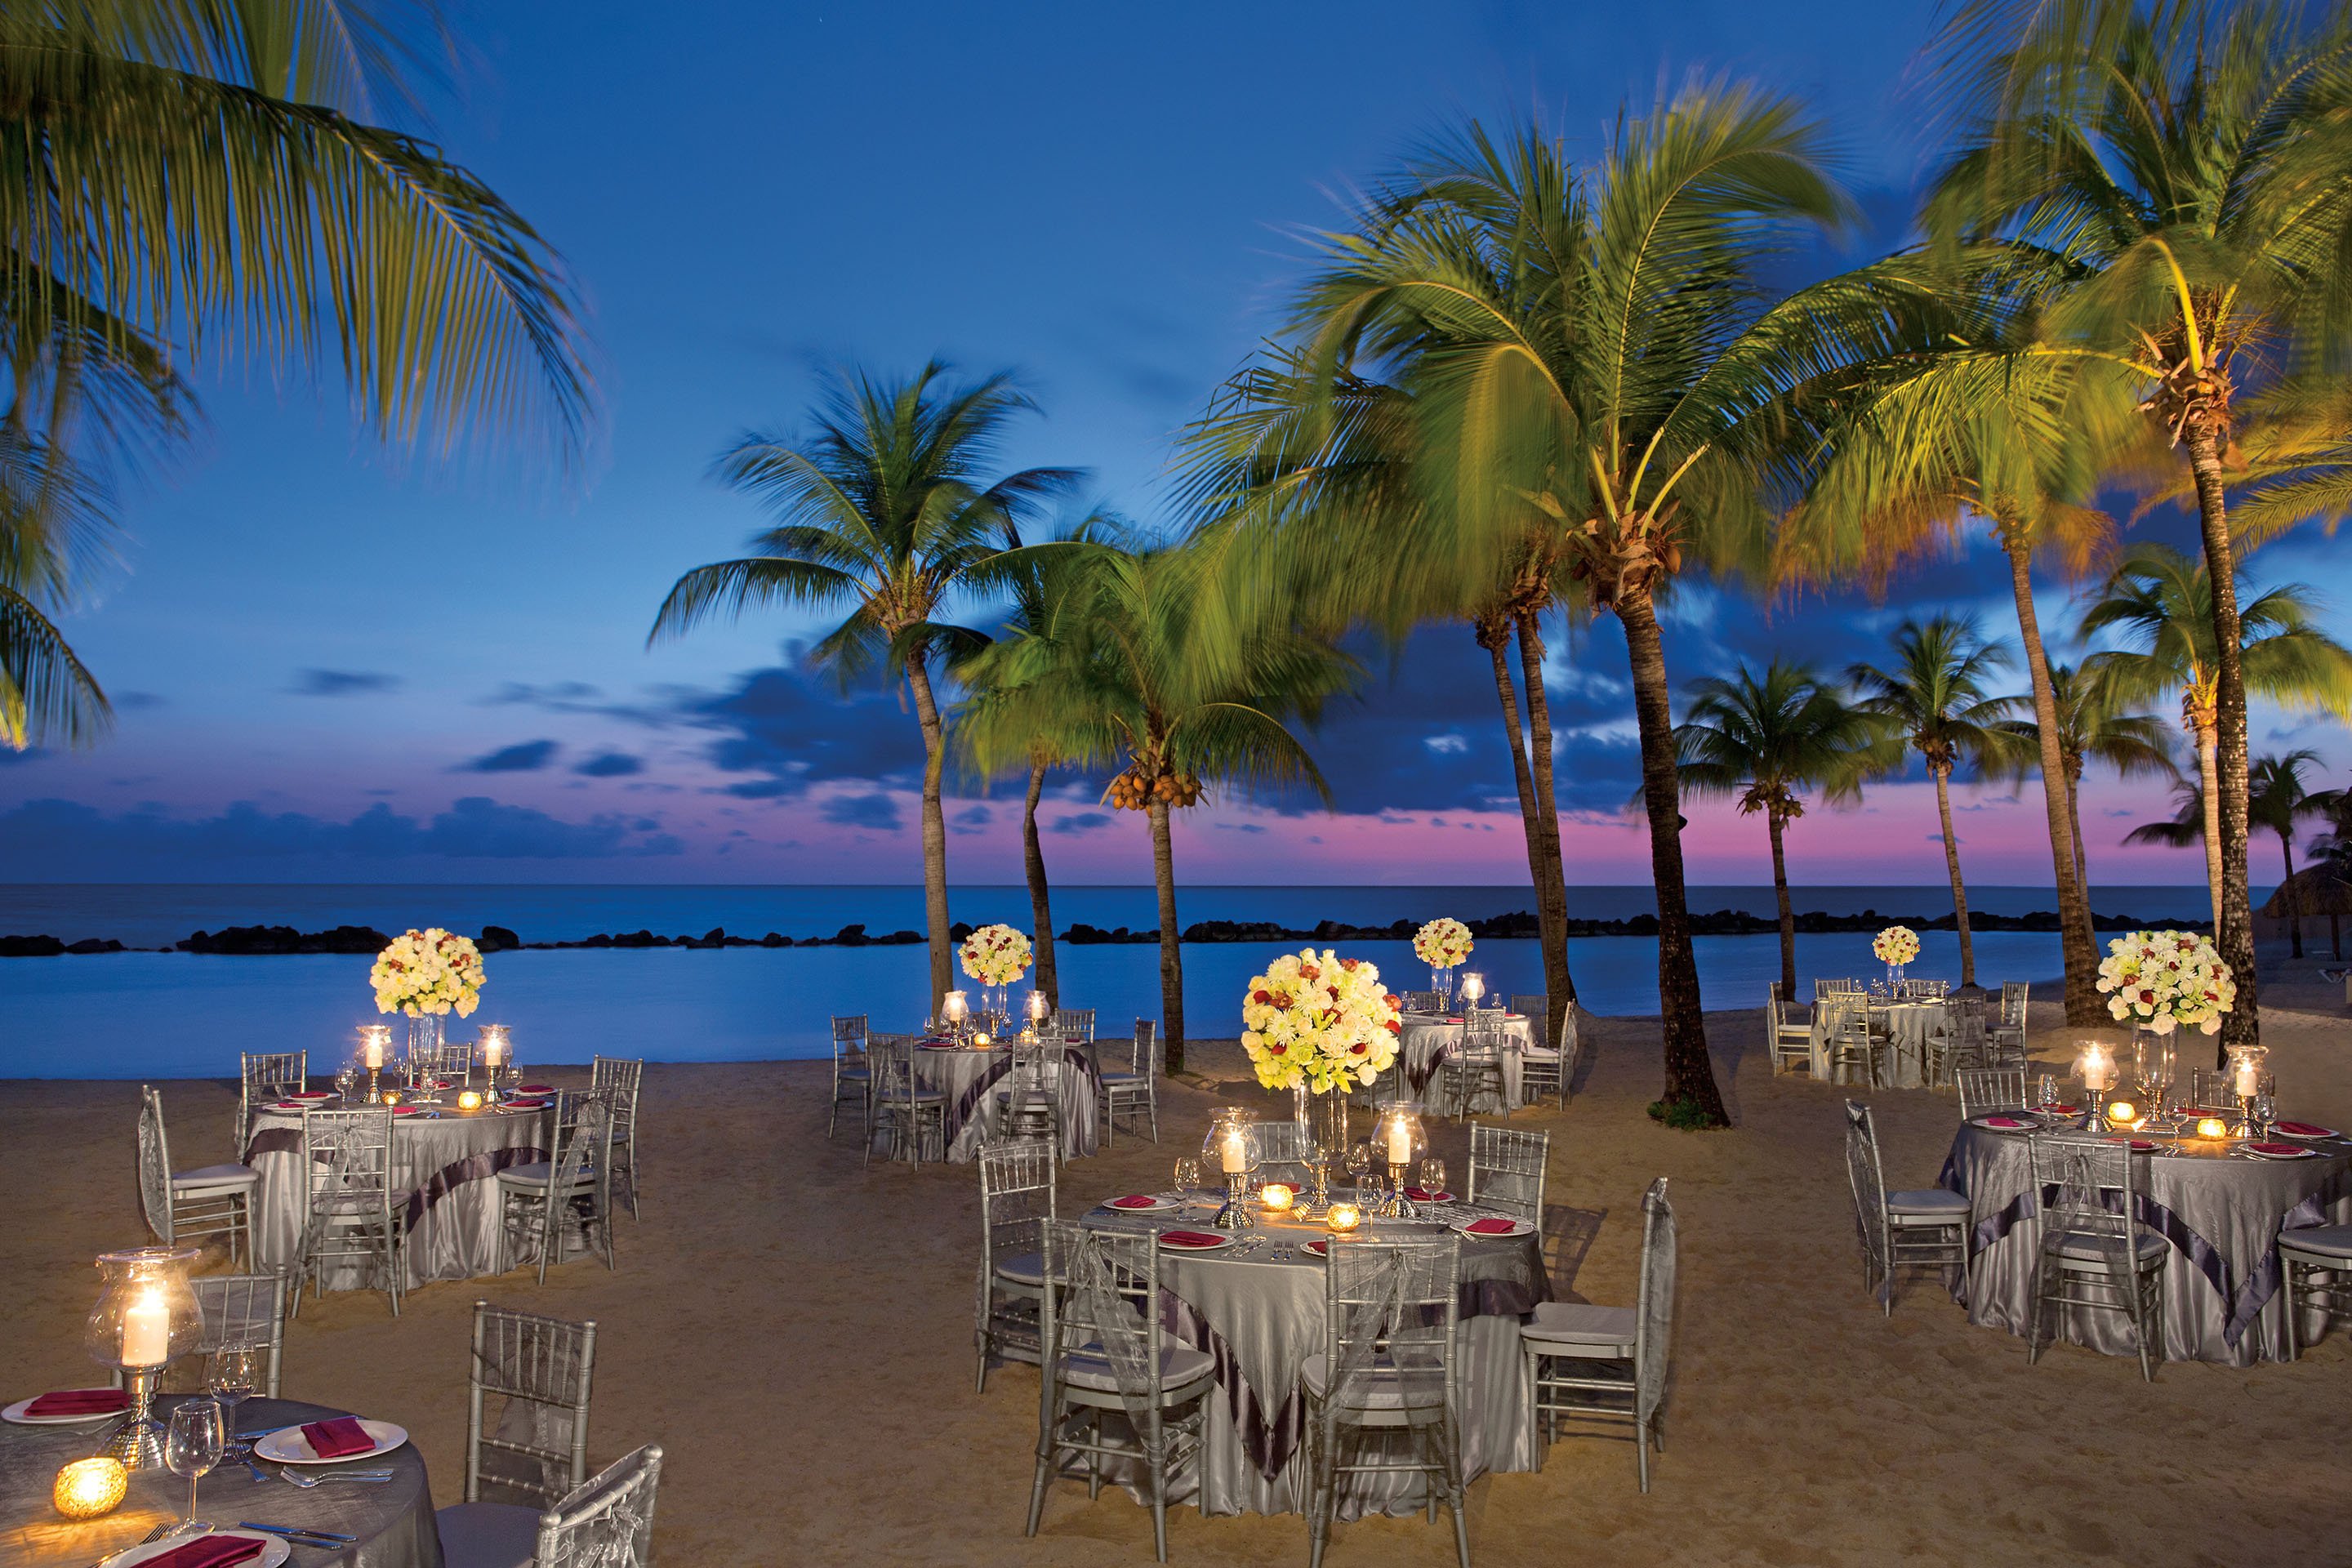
[5,977,2347,1566]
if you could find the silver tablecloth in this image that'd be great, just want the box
[1940,1123,2352,1364]
[907,1042,1100,1161]
[1080,1196,1546,1518]
[244,1106,548,1290]
[1396,1014,1538,1112]
[1806,999,1950,1088]
[0,1396,441,1567]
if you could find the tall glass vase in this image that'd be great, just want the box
[406,1011,443,1090]
[1432,968,1454,1010]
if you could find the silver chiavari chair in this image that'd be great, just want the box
[975,1138,1056,1392]
[1096,1020,1160,1144]
[1050,1007,1096,1043]
[423,1040,476,1086]
[1944,995,1991,1076]
[1521,1177,1676,1491]
[110,1271,289,1398]
[292,1106,402,1316]
[497,1090,617,1285]
[1401,991,1443,1013]
[434,1300,600,1568]
[1027,1221,1212,1564]
[1766,983,1815,1076]
[139,1085,259,1267]
[527,1445,662,1568]
[1467,1123,1548,1222]
[997,1036,1065,1158]
[1816,977,1864,1000]
[238,1051,307,1151]
[1516,996,1570,1107]
[590,1055,645,1218]
[2027,1132,2165,1379]
[829,1015,872,1139]
[1955,1067,2027,1121]
[865,1034,945,1165]
[2280,1220,2352,1360]
[1898,978,1950,1000]
[1304,1233,1469,1568]
[1842,1100,1967,1316]
[1829,1004,1879,1088]
[1250,1122,1317,1190]
[1440,1008,1510,1119]
[1991,982,2030,1067]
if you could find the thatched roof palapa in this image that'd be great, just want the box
[2261,865,2352,919]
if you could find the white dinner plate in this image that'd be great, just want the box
[1454,1216,1535,1239]
[1100,1195,1178,1213]
[253,1417,408,1465]
[2,1393,128,1425]
[2273,1124,2341,1141]
[113,1529,289,1567]
[2245,1144,2319,1160]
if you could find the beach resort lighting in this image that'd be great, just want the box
[86,1246,203,1469]
[1459,972,1486,1008]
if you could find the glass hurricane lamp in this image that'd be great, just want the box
[85,1245,204,1468]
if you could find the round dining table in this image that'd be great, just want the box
[1806,996,1951,1088]
[0,1396,441,1567]
[1939,1116,2352,1365]
[243,1098,551,1290]
[1396,1013,1539,1113]
[906,1038,1100,1161]
[1080,1192,1548,1517]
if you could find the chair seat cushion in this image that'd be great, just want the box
[1518,1302,1637,1348]
[1096,1070,1145,1085]
[172,1164,258,1191]
[878,1089,946,1106]
[1887,1188,1970,1217]
[837,1066,871,1081]
[1517,1045,1561,1062]
[994,1250,1045,1287]
[496,1162,596,1188]
[1298,1352,1450,1409]
[434,1499,540,1568]
[2279,1223,2352,1260]
[1060,1341,1214,1394]
[2051,1227,2169,1263]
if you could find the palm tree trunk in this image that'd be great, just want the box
[2067,764,2092,916]
[1767,811,1796,1001]
[904,655,954,1008]
[1023,755,1058,1008]
[1616,586,1726,1125]
[2002,536,2100,1023]
[1147,797,1184,1075]
[2196,728,2224,935]
[1478,621,1571,1039]
[1933,764,1976,987]
[2278,831,2301,960]
[2184,430,2260,1048]
[1513,612,1580,1021]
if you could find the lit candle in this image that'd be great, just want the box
[1261,1183,1294,1211]
[482,1033,506,1069]
[1387,1117,1412,1168]
[2196,1116,2230,1139]
[973,1032,991,1048]
[364,1035,384,1070]
[120,1288,168,1366]
[2234,1058,2258,1098]
[1325,1202,1361,1233]
[2107,1100,2137,1127]
[1221,1128,1249,1174]
[1460,973,1485,1006]
[457,1090,483,1111]
[52,1457,127,1520]
[2077,1045,2111,1093]
[1027,991,1048,1022]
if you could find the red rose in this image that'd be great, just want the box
[1383,993,1401,1009]
[1385,1018,1401,1035]
[1351,1042,1368,1054]
[1340,957,1359,971]
[1252,989,1272,1005]
[1270,1043,1286,1054]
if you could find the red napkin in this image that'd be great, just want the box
[24,1388,128,1417]
[390,1105,422,1116]
[2247,1142,2308,1157]
[144,1539,265,1568]
[2275,1120,2333,1138]
[300,1416,375,1459]
[1303,1240,1330,1256]
[1107,1196,1159,1209]
[1404,1187,1452,1203]
[517,1084,555,1094]
[2105,1138,2157,1152]
[503,1098,547,1111]
[1444,1016,1464,1024]
[1463,1217,1518,1235]
[1159,1231,1227,1249]
[2043,1103,2079,1115]
[1982,1116,2030,1129]
[291,1091,332,1099]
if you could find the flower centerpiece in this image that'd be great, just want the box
[958,923,1032,1025]
[1412,917,1473,1004]
[1871,924,1920,990]
[371,928,484,1065]
[2096,929,2236,1036]
[1241,948,1403,1212]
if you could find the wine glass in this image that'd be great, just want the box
[207,1348,261,1455]
[2253,1090,2277,1138]
[164,1397,225,1535]
[1419,1157,1447,1197]
[1172,1156,1200,1195]
[1343,1139,1371,1198]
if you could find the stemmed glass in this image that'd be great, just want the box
[2253,1090,2278,1138]
[164,1397,225,1535]
[1419,1157,1447,1196]
[1172,1157,1200,1196]
[207,1348,260,1458]
[1343,1139,1371,1199]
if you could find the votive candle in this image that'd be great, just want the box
[1326,1202,1361,1233]
[1261,1183,1294,1211]
[52,1457,126,1519]
[120,1289,169,1366]
[1221,1129,1249,1174]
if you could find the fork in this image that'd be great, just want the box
[279,1468,394,1487]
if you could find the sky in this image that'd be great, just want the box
[2,0,2345,889]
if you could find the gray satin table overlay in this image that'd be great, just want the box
[1806,999,1949,1088]
[245,1107,550,1290]
[906,1042,1100,1161]
[0,1396,441,1568]
[1080,1199,1546,1519]
[1939,1123,2352,1365]
[1396,1013,1537,1111]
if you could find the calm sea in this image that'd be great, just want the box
[0,884,2212,1079]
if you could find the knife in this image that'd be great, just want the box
[238,1521,359,1545]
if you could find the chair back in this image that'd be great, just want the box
[238,1053,307,1138]
[978,1139,1057,1276]
[590,1058,644,1144]
[1009,1037,1058,1100]
[532,1443,662,1568]
[1899,978,1950,1000]
[112,1271,290,1397]
[1842,1100,1891,1286]
[550,1091,612,1189]
[1818,978,1864,998]
[466,1300,597,1507]
[136,1086,175,1242]
[1633,1178,1677,1428]
[1128,1019,1159,1077]
[2000,981,2030,1027]
[1250,1122,1316,1188]
[1321,1234,1459,1427]
[831,1014,869,1048]
[1401,991,1442,1013]
[1040,1220,1173,1437]
[2186,1067,2234,1111]
[2029,1133,2144,1264]
[1050,1008,1095,1042]
[1510,994,1548,1029]
[299,1107,396,1241]
[1461,1008,1508,1060]
[866,1034,921,1113]
[423,1042,475,1084]
[1466,1123,1548,1220]
[1956,1067,2026,1120]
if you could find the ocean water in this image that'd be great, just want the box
[0,884,2212,1080]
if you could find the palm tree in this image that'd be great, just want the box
[2248,751,2332,960]
[650,363,1077,1005]
[0,2,595,746]
[1672,660,1873,999]
[1923,0,2352,1044]
[2081,545,2352,933]
[1224,97,1913,1126]
[1847,617,2018,988]
[1991,662,2172,905]
[957,540,1356,1072]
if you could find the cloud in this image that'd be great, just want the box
[292,670,401,697]
[572,751,644,777]
[112,691,167,710]
[676,647,924,800]
[821,791,902,831]
[1049,811,1113,835]
[951,804,993,836]
[457,740,560,773]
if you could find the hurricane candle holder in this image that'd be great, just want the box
[86,1246,203,1469]
[2225,1045,2270,1136]
[1205,1107,1258,1231]
[1371,1103,1427,1217]
[359,1024,390,1104]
